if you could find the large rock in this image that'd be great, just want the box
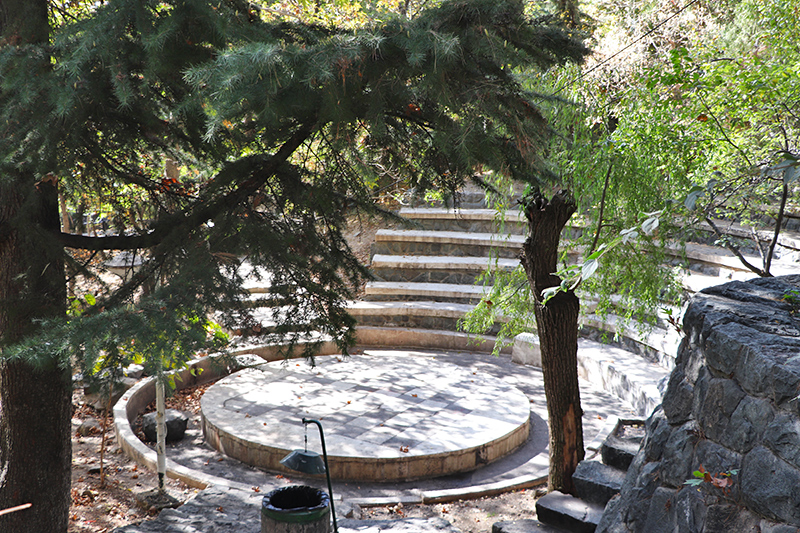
[142,409,189,443]
[598,275,800,532]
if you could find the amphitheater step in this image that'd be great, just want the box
[400,207,528,234]
[575,338,670,417]
[363,281,488,303]
[600,419,646,471]
[347,300,504,333]
[572,460,626,506]
[370,254,519,284]
[580,313,679,371]
[535,491,604,533]
[372,229,526,259]
[492,519,570,533]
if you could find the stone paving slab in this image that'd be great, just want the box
[201,353,531,481]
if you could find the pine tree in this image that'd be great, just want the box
[0,0,587,527]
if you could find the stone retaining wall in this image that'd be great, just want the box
[598,275,800,533]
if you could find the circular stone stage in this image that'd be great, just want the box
[200,351,531,482]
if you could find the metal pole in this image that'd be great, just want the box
[302,418,337,533]
[155,376,167,492]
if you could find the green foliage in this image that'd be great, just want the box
[0,0,587,375]
[685,465,739,499]
[602,0,800,274]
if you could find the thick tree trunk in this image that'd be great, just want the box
[0,181,71,533]
[0,3,71,531]
[521,190,584,494]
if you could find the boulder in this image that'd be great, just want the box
[142,409,189,443]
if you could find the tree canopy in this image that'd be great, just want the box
[0,0,587,528]
[1,0,587,366]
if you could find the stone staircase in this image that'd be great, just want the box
[494,418,644,533]
[349,192,679,419]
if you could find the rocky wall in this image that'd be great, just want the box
[598,275,800,533]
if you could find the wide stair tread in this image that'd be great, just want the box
[371,254,519,270]
[492,519,572,533]
[363,281,488,302]
[376,229,526,248]
[399,208,528,234]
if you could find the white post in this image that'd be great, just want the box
[155,376,167,492]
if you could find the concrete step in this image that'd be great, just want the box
[492,519,570,533]
[347,300,506,333]
[512,335,668,417]
[370,254,518,284]
[535,491,604,533]
[355,326,512,354]
[372,229,526,259]
[572,460,625,506]
[400,207,528,234]
[575,338,669,418]
[363,281,488,303]
[600,419,645,471]
[580,314,678,371]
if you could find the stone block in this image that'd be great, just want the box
[492,519,570,533]
[601,420,644,471]
[641,487,677,533]
[692,440,742,502]
[642,409,671,462]
[660,422,698,488]
[511,333,541,367]
[763,413,800,469]
[723,395,775,454]
[661,369,694,425]
[535,491,603,533]
[572,460,625,506]
[704,505,761,533]
[741,445,800,526]
[697,378,745,442]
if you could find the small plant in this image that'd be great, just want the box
[684,465,738,497]
[783,289,800,315]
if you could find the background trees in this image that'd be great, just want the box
[463,0,799,492]
[0,0,586,529]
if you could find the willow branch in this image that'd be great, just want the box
[704,216,767,277]
[588,163,612,255]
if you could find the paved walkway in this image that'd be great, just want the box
[113,349,637,532]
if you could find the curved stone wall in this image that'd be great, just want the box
[598,275,800,533]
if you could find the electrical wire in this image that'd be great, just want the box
[548,0,704,97]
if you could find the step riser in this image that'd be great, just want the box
[362,293,483,304]
[572,461,625,506]
[372,268,495,285]
[372,241,521,259]
[410,219,528,235]
[354,314,502,335]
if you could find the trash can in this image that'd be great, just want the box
[261,485,331,533]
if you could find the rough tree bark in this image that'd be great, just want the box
[520,190,584,494]
[0,1,73,531]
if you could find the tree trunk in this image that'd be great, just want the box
[0,3,71,530]
[520,190,584,494]
[556,0,580,28]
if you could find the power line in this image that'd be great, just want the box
[549,0,704,97]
